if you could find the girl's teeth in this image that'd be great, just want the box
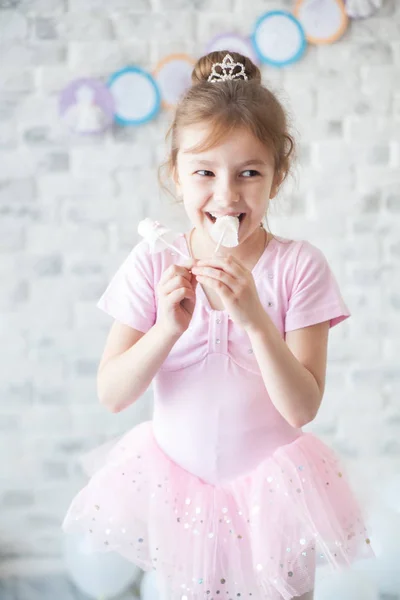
[210,213,241,218]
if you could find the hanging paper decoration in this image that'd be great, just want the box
[59,78,115,135]
[153,54,195,109]
[108,66,161,126]
[344,0,382,19]
[294,0,348,45]
[205,32,260,65]
[59,3,381,128]
[251,11,307,67]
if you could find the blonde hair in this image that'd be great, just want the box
[158,50,296,228]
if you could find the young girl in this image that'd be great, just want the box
[63,51,374,600]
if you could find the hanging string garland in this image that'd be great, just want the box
[59,0,383,130]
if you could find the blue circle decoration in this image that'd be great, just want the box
[108,66,161,126]
[251,11,307,68]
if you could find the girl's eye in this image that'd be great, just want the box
[242,170,260,177]
[195,170,260,177]
[195,170,214,177]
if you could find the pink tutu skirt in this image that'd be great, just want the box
[62,421,374,600]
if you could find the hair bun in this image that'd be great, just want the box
[191,50,261,85]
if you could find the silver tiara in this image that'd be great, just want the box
[207,53,248,83]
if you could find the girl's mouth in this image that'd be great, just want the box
[206,212,246,224]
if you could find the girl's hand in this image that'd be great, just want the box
[156,262,197,337]
[192,256,265,331]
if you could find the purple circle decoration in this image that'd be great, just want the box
[59,78,115,135]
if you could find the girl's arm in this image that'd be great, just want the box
[97,321,181,413]
[97,261,196,413]
[247,315,330,428]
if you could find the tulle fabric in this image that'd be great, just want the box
[62,421,374,600]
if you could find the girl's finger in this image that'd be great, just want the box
[160,276,194,296]
[195,256,245,278]
[195,274,234,296]
[159,264,193,286]
[168,287,196,306]
[193,266,237,290]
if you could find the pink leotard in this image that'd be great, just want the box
[97,233,350,485]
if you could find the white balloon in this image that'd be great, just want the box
[64,534,141,599]
[140,571,161,600]
[364,507,400,595]
[315,567,378,600]
[367,506,400,555]
[380,474,400,513]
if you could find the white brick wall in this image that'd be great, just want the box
[1,0,399,580]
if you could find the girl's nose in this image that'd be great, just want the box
[214,183,240,205]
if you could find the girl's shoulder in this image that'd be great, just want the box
[270,234,324,260]
[269,235,333,274]
[266,235,336,294]
[268,234,350,330]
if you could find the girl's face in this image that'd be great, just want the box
[175,123,280,249]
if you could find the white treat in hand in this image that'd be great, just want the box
[210,215,240,249]
[138,218,177,251]
[137,218,189,259]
